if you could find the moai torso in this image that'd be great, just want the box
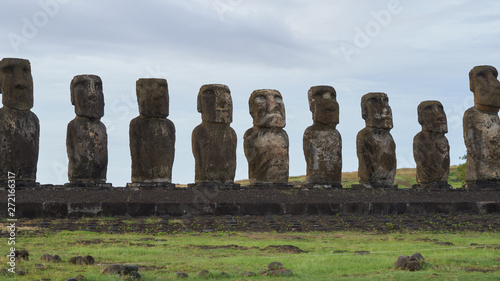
[414,132,450,183]
[67,117,107,182]
[66,75,108,183]
[192,122,236,183]
[303,86,342,185]
[244,89,289,184]
[192,84,237,183]
[0,58,39,183]
[357,127,396,185]
[130,78,175,183]
[303,127,342,184]
[244,127,289,184]
[463,107,500,181]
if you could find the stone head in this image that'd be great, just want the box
[197,84,232,124]
[70,75,104,119]
[308,85,339,126]
[249,89,285,128]
[137,78,169,118]
[469,65,500,111]
[0,58,34,111]
[418,100,447,133]
[361,92,393,129]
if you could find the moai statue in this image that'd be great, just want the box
[191,84,237,186]
[413,101,450,189]
[244,89,289,185]
[303,85,342,188]
[129,78,175,188]
[354,92,397,189]
[66,75,110,188]
[463,65,500,189]
[0,58,40,187]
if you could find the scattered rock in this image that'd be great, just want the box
[35,263,44,269]
[198,270,210,278]
[262,245,305,254]
[14,249,29,260]
[333,250,348,253]
[82,255,95,265]
[67,279,78,281]
[354,251,370,255]
[102,264,139,276]
[75,274,85,280]
[176,272,188,278]
[435,242,454,246]
[241,271,255,277]
[394,255,409,269]
[124,271,141,280]
[410,252,425,264]
[41,254,62,263]
[68,256,83,264]
[17,268,27,276]
[406,260,421,271]
[268,269,292,276]
[267,262,284,271]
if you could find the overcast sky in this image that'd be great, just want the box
[1,0,499,186]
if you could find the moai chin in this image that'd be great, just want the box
[463,65,500,189]
[0,58,40,187]
[244,89,289,185]
[413,100,450,189]
[303,85,342,188]
[191,84,237,186]
[66,74,110,187]
[354,92,397,189]
[129,78,175,187]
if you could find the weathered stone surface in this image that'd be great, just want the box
[464,65,500,187]
[67,75,108,184]
[356,93,396,186]
[394,255,409,269]
[192,84,236,183]
[14,249,29,260]
[413,101,450,186]
[303,86,342,185]
[130,78,175,183]
[41,254,62,263]
[244,89,289,184]
[0,58,39,183]
[410,252,425,264]
[102,264,139,275]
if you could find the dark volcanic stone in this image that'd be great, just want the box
[394,255,409,269]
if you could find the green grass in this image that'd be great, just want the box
[4,230,499,280]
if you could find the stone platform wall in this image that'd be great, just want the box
[4,187,500,218]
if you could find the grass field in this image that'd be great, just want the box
[3,230,499,280]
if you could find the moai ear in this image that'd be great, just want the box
[197,92,202,113]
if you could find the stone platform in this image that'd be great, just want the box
[2,185,500,218]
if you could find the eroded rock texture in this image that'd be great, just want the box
[303,86,342,186]
[356,92,396,186]
[413,101,450,188]
[192,84,236,183]
[244,89,289,184]
[66,75,108,184]
[0,58,39,184]
[463,65,500,188]
[130,78,175,183]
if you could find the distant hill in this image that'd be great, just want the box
[235,166,463,188]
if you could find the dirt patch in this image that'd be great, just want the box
[261,245,306,254]
[186,244,256,250]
